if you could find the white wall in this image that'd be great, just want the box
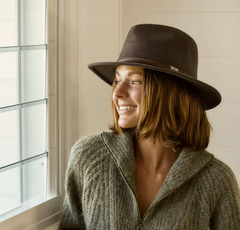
[59,0,119,140]
[78,0,120,136]
[122,0,240,185]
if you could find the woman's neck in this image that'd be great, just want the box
[134,136,180,173]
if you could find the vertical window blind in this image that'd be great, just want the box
[0,0,47,221]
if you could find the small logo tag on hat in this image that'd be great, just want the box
[169,65,179,72]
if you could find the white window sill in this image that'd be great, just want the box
[0,195,61,230]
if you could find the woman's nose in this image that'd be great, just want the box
[113,81,129,98]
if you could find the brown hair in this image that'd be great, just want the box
[110,69,211,152]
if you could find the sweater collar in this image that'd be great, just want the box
[101,131,214,203]
[101,131,137,195]
[152,148,214,207]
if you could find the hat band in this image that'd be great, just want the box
[117,57,191,78]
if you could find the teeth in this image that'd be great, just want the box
[120,106,137,111]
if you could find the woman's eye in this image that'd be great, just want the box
[114,80,121,85]
[131,80,142,85]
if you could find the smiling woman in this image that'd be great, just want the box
[59,24,240,230]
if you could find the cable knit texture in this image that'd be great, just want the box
[59,132,240,230]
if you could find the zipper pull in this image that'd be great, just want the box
[137,221,143,230]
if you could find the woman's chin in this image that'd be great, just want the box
[118,122,137,129]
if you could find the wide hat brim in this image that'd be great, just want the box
[88,61,221,110]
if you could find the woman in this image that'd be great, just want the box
[59,24,240,229]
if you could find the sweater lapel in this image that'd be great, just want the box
[151,149,214,207]
[101,132,137,196]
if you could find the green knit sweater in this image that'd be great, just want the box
[59,132,240,230]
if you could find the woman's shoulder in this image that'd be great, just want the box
[204,151,239,190]
[68,131,119,163]
[73,133,103,149]
[72,131,122,150]
[203,152,240,217]
[209,155,236,179]
[70,133,104,155]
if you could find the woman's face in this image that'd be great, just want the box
[112,65,144,129]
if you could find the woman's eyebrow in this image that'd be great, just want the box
[115,70,144,77]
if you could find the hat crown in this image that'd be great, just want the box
[118,24,198,79]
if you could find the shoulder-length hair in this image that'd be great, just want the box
[109,68,211,152]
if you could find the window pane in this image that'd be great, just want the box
[0,0,46,47]
[0,52,18,107]
[0,155,47,221]
[20,49,46,103]
[0,0,18,47]
[0,167,21,217]
[21,103,46,159]
[0,102,46,167]
[0,109,20,166]
[20,0,46,46]
[0,49,46,108]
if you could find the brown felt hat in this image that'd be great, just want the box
[88,24,221,110]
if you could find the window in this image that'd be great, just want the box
[0,0,47,221]
[0,0,61,228]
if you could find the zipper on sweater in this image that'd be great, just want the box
[108,160,144,229]
[108,158,198,230]
[135,188,181,229]
[137,219,143,230]
[109,162,176,229]
[106,150,169,230]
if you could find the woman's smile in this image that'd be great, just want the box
[119,105,137,111]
